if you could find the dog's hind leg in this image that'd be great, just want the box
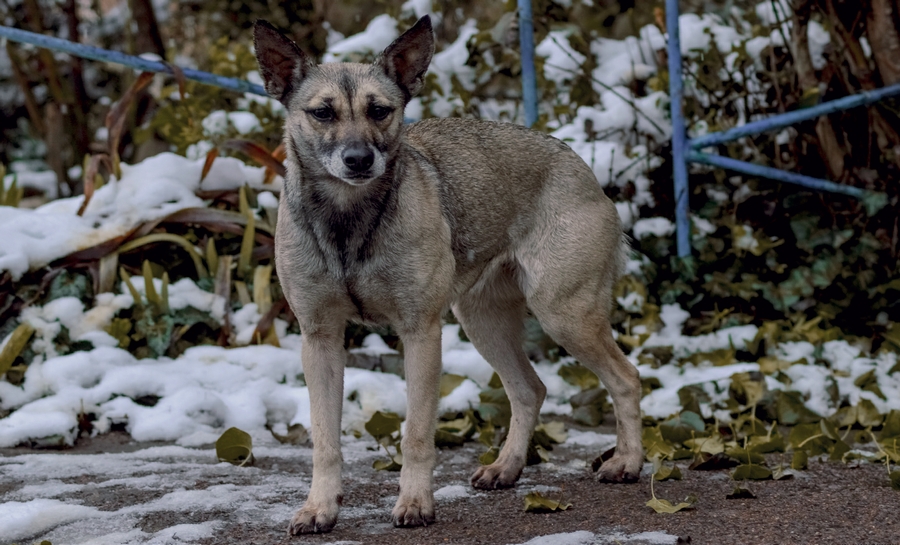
[453,269,547,489]
[289,324,346,535]
[392,316,444,527]
[521,199,643,483]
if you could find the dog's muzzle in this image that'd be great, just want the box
[342,143,374,174]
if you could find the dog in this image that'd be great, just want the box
[253,15,643,535]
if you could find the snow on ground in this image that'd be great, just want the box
[0,152,281,281]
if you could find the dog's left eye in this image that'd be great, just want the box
[369,106,393,121]
[310,108,334,121]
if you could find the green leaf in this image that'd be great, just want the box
[678,384,711,415]
[365,411,402,443]
[890,470,900,491]
[478,387,512,427]
[659,411,706,443]
[732,464,772,480]
[862,191,888,215]
[855,369,887,401]
[880,410,900,441]
[216,427,253,466]
[268,423,308,445]
[438,414,477,439]
[684,434,725,456]
[791,449,808,470]
[440,374,467,397]
[654,464,683,481]
[434,429,466,448]
[479,446,499,465]
[725,446,765,465]
[646,493,698,514]
[726,486,756,499]
[642,426,676,461]
[775,390,821,425]
[526,443,551,465]
[0,323,34,378]
[789,423,833,456]
[569,387,608,427]
[689,452,739,471]
[798,86,821,108]
[558,362,599,390]
[373,453,403,471]
[729,372,766,407]
[535,421,567,444]
[857,398,883,428]
[748,434,785,454]
[772,466,795,480]
[524,491,571,513]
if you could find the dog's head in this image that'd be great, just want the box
[253,16,434,185]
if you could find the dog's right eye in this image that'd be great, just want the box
[309,108,334,121]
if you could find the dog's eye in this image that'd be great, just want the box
[309,108,334,121]
[369,106,393,121]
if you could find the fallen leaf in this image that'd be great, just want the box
[524,491,571,513]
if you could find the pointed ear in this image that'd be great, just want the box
[253,20,313,103]
[375,16,435,101]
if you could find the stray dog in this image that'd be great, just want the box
[253,15,643,535]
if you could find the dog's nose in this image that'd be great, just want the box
[342,144,374,172]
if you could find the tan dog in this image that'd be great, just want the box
[253,15,643,535]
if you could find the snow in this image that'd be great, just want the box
[633,217,676,240]
[323,15,399,63]
[515,531,596,545]
[2,3,899,541]
[537,30,586,86]
[1,499,102,542]
[201,110,261,136]
[0,153,281,281]
[433,484,469,500]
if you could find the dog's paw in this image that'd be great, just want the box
[391,493,436,527]
[288,502,339,535]
[596,453,641,483]
[470,462,522,490]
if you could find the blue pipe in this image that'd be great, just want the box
[666,0,692,259]
[517,0,538,128]
[0,25,267,97]
[690,82,900,149]
[687,151,867,197]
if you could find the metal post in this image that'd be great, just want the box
[518,0,538,128]
[666,0,691,258]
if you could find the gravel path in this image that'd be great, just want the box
[2,427,899,545]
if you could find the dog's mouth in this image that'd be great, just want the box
[341,172,376,185]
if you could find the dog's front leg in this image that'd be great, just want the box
[289,326,345,535]
[392,316,443,527]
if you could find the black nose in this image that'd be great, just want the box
[342,144,374,172]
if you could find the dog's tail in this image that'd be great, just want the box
[615,232,633,281]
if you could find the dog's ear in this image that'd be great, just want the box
[253,20,314,104]
[376,15,435,101]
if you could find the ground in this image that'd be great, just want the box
[2,421,898,545]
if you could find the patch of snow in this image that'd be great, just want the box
[323,15,398,63]
[633,217,675,240]
[433,484,469,500]
[0,499,102,542]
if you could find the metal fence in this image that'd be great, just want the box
[664,0,898,258]
[3,1,897,262]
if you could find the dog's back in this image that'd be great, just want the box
[405,117,624,297]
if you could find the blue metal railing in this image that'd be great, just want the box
[665,0,896,258]
[517,0,539,128]
[0,25,266,96]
